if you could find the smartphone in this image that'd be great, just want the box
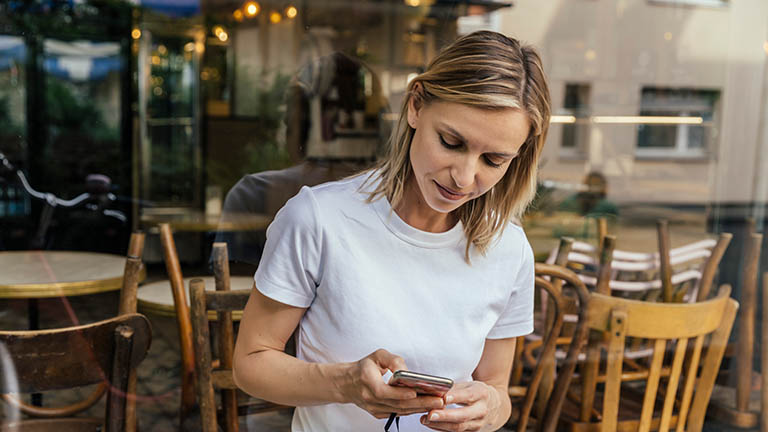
[389,370,454,397]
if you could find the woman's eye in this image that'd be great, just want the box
[439,134,461,149]
[484,156,503,168]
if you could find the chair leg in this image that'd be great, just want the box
[106,325,135,432]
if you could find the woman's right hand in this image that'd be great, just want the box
[339,349,445,419]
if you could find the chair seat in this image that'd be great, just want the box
[138,276,253,320]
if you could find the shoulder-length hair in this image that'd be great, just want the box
[365,31,551,262]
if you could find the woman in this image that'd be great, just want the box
[233,30,551,431]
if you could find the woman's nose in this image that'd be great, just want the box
[450,157,476,189]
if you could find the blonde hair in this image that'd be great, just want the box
[365,31,551,262]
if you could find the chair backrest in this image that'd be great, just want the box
[548,222,732,302]
[511,262,591,432]
[0,231,147,426]
[190,243,286,432]
[0,313,152,432]
[157,223,197,421]
[544,285,738,432]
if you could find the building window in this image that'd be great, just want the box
[561,83,590,155]
[636,87,720,159]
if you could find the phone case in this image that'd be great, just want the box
[389,370,454,397]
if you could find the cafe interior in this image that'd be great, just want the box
[1,0,768,430]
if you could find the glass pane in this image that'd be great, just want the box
[0,35,28,227]
[41,39,123,198]
[144,35,198,206]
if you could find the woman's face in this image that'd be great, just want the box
[406,98,531,216]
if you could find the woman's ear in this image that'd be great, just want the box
[407,82,423,129]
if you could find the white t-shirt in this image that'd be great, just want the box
[254,172,534,432]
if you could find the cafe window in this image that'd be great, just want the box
[0,35,28,221]
[561,83,590,156]
[636,87,720,159]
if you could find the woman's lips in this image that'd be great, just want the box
[434,181,466,201]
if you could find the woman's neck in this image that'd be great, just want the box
[392,177,458,233]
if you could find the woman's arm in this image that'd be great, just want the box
[232,285,445,416]
[421,337,516,431]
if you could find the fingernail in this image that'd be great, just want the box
[446,395,454,404]
[421,416,427,424]
[430,413,439,421]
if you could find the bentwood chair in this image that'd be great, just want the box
[550,220,732,303]
[0,231,147,431]
[156,223,197,425]
[508,263,591,431]
[190,243,289,432]
[0,313,152,432]
[708,229,765,429]
[542,285,738,432]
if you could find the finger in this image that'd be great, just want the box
[422,417,485,431]
[366,402,431,417]
[371,348,408,373]
[423,403,487,424]
[444,385,484,405]
[381,395,444,412]
[371,379,418,401]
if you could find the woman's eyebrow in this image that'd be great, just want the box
[487,150,518,159]
[438,123,468,144]
[438,122,518,158]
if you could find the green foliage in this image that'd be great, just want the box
[2,0,133,39]
[45,78,118,143]
[0,95,23,139]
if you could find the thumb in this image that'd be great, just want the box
[372,348,408,373]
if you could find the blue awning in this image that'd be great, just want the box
[43,40,123,82]
[130,0,200,17]
[0,37,26,71]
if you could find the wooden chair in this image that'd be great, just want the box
[542,284,738,432]
[0,313,152,432]
[707,230,764,428]
[190,243,289,432]
[508,262,591,431]
[0,232,146,431]
[157,223,197,424]
[550,220,731,303]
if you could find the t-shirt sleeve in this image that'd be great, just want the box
[487,236,535,339]
[254,186,322,308]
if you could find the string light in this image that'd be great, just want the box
[233,9,244,21]
[244,1,260,17]
[131,28,141,39]
[270,11,282,23]
[213,26,229,42]
[285,5,297,19]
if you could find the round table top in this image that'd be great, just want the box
[137,276,253,320]
[0,250,141,299]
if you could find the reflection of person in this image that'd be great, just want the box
[233,31,551,431]
[214,53,375,272]
[558,171,618,217]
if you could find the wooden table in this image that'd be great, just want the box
[140,211,272,232]
[138,276,253,321]
[0,250,144,406]
[0,250,141,300]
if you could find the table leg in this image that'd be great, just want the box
[27,299,42,407]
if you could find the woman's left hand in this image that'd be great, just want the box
[420,381,501,432]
